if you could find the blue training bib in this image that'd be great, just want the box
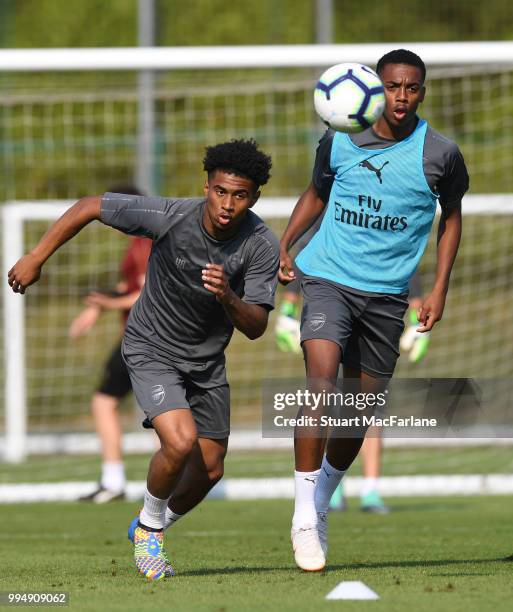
[296,120,438,294]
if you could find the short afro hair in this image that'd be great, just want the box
[203,139,272,188]
[377,49,426,83]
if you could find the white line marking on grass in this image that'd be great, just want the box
[326,581,380,600]
[3,474,513,503]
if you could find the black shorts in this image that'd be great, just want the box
[121,339,230,439]
[97,341,132,398]
[300,277,408,378]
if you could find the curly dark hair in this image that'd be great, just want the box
[203,139,272,187]
[377,49,426,84]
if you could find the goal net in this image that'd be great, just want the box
[1,43,513,460]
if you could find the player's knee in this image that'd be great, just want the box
[161,431,197,460]
[175,433,197,458]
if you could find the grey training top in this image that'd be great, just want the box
[313,123,469,208]
[101,194,280,363]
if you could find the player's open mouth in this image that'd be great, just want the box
[393,107,407,120]
[218,214,233,225]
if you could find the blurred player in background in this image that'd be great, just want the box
[69,185,152,503]
[9,139,279,582]
[328,427,388,513]
[279,49,468,571]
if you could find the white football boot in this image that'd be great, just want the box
[291,524,326,571]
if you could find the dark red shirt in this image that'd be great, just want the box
[120,237,152,323]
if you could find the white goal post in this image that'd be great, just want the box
[2,41,513,462]
[2,195,513,462]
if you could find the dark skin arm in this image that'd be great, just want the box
[278,182,326,284]
[201,263,269,340]
[8,196,102,294]
[417,204,462,332]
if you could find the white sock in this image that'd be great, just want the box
[361,477,379,497]
[100,461,125,492]
[139,489,169,530]
[314,456,346,514]
[292,469,321,530]
[164,506,183,530]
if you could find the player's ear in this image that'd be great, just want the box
[419,85,426,103]
[203,179,209,197]
[249,189,261,208]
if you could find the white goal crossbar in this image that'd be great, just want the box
[2,194,512,461]
[2,42,513,72]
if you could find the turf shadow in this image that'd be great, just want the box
[326,556,507,573]
[178,556,505,578]
[180,565,299,577]
[385,501,471,512]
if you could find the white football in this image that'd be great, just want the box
[314,62,385,133]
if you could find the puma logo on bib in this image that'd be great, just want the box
[359,159,389,184]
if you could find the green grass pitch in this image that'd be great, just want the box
[1,447,512,483]
[1,496,512,611]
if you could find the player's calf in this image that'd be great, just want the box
[164,437,227,516]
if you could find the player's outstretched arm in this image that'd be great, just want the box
[279,182,325,284]
[68,290,142,338]
[417,205,462,332]
[85,290,142,311]
[202,263,269,340]
[68,304,102,338]
[8,196,102,294]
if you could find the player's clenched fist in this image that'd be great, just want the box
[202,263,232,304]
[7,253,42,294]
